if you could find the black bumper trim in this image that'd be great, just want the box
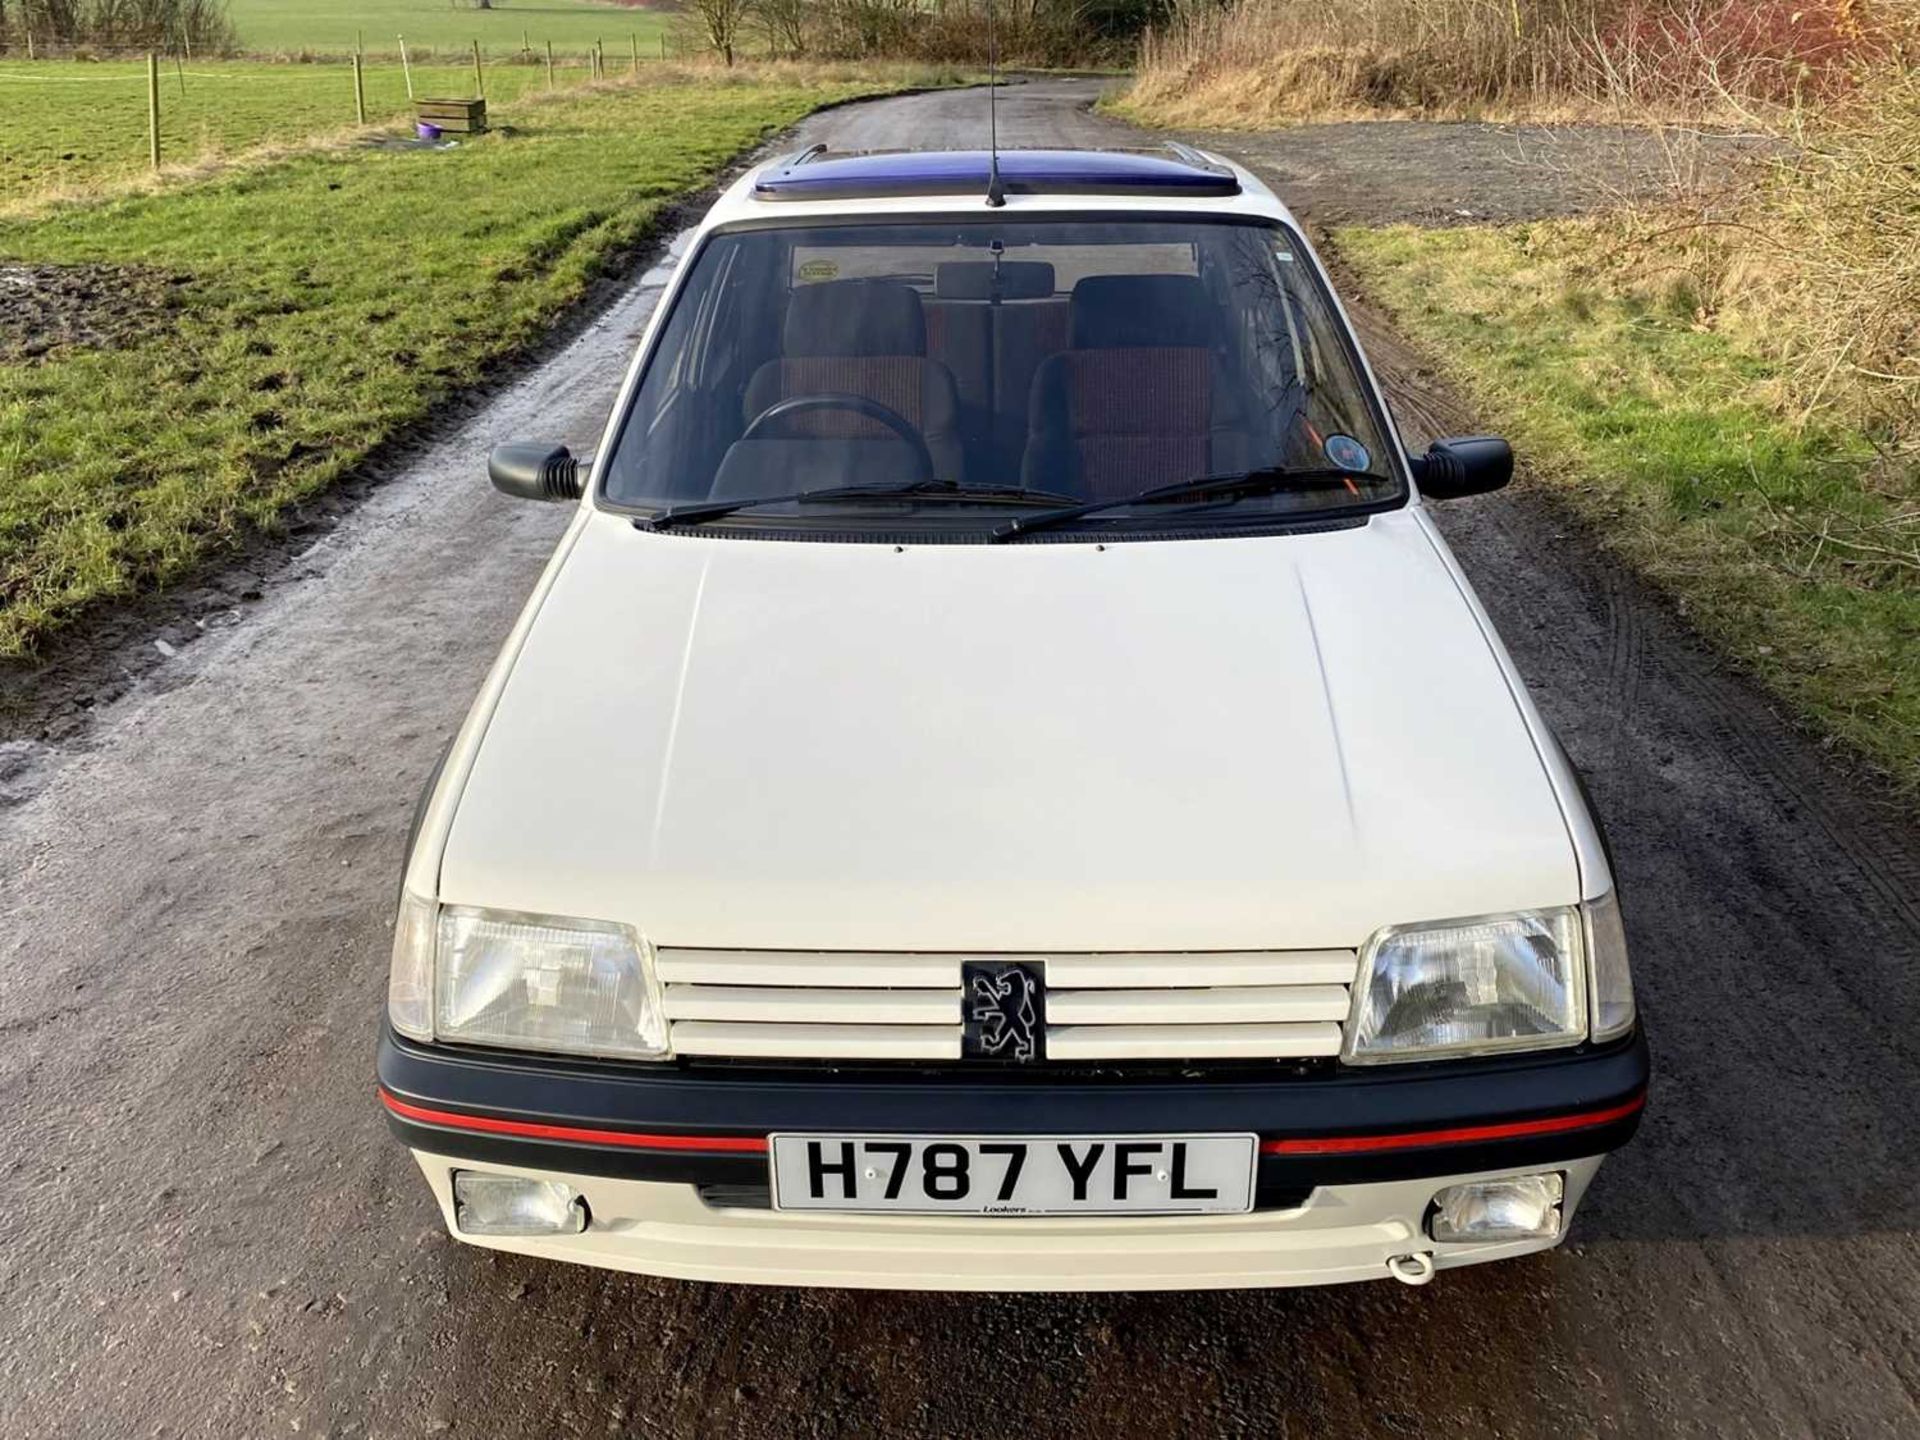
[378,1025,1648,1191]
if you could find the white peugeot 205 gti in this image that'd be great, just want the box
[379,145,1646,1292]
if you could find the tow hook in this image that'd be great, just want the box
[1386,1252,1436,1286]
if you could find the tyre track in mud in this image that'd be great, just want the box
[0,79,1916,1440]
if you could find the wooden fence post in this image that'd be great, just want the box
[25,27,34,60]
[353,52,367,124]
[630,33,639,75]
[660,34,667,60]
[147,54,161,169]
[471,39,484,98]
[399,36,414,100]
[545,40,555,89]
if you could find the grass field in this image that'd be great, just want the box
[0,58,588,204]
[223,0,670,59]
[1337,221,1919,790]
[0,68,942,654]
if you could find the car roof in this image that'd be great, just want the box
[704,146,1297,229]
[754,147,1243,201]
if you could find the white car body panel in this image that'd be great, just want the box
[437,506,1578,951]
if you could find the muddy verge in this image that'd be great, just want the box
[0,263,187,362]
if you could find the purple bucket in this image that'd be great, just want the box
[416,122,443,141]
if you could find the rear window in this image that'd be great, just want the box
[601,217,1401,538]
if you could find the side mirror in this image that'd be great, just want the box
[1409,435,1512,500]
[488,441,589,502]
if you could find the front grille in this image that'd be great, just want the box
[656,949,1358,1064]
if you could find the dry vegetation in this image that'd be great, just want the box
[1121,0,1918,405]
[1737,56,1919,431]
[1123,0,1886,125]
[0,0,235,53]
[680,0,1143,67]
[1582,19,1918,440]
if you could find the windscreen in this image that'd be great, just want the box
[601,217,1401,536]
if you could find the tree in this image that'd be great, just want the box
[752,0,808,57]
[688,0,747,64]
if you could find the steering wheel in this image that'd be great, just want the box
[739,392,935,482]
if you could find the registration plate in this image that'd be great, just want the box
[768,1133,1258,1215]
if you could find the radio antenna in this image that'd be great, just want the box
[985,0,1005,207]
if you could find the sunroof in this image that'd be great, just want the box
[752,148,1241,202]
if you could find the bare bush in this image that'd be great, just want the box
[754,0,811,57]
[1128,0,1914,454]
[1754,40,1920,429]
[684,0,1136,67]
[7,0,235,52]
[1128,0,1893,124]
[687,0,751,65]
[1584,11,1917,436]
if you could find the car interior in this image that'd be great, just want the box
[609,224,1379,510]
[714,267,1268,503]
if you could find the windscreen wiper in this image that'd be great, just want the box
[987,467,1388,542]
[640,479,1083,531]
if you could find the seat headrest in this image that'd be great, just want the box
[1069,274,1218,350]
[783,278,926,357]
[934,261,1056,301]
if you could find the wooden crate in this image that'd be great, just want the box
[414,98,488,134]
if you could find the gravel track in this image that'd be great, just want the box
[1,80,1915,1439]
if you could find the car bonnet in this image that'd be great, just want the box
[437,510,1577,952]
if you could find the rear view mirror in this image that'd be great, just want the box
[489,441,588,502]
[1410,436,1513,500]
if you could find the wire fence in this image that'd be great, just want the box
[0,34,683,200]
[0,33,682,66]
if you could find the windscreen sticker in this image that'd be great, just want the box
[1324,433,1372,472]
[796,259,840,283]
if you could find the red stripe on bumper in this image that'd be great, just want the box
[378,1089,770,1154]
[384,1089,1643,1161]
[1260,1093,1647,1156]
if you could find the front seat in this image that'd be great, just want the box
[723,279,965,495]
[1021,275,1250,500]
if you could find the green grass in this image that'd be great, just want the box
[0,71,921,655]
[223,0,669,59]
[0,58,580,203]
[1336,220,1920,791]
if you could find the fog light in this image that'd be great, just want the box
[452,1171,589,1236]
[1428,1173,1563,1243]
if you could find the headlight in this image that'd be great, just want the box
[386,899,669,1060]
[1345,907,1587,1063]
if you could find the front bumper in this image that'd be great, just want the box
[410,1146,1606,1290]
[379,1026,1647,1290]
